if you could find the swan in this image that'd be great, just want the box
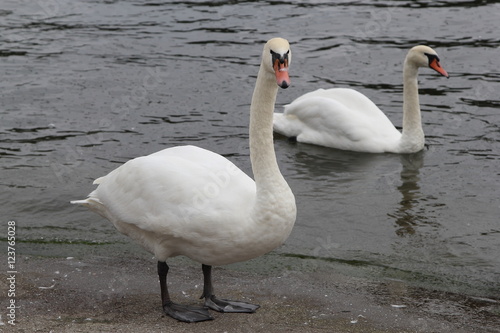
[273,45,449,153]
[71,38,296,323]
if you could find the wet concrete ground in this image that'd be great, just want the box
[2,252,499,333]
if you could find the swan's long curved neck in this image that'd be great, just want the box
[249,65,290,205]
[250,66,282,185]
[400,60,424,151]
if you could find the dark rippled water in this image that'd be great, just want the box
[1,0,499,299]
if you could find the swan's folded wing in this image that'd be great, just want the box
[283,95,368,143]
[87,146,256,236]
[279,88,401,151]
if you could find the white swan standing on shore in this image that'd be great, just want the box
[273,45,449,153]
[72,38,296,323]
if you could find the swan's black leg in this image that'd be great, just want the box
[157,261,213,322]
[200,264,260,313]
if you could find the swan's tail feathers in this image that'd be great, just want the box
[70,197,102,207]
[70,176,104,205]
[93,176,105,185]
[71,198,92,205]
[273,113,301,138]
[71,196,110,219]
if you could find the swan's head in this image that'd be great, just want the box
[263,38,291,89]
[407,45,449,78]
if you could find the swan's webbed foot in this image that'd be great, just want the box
[158,261,214,323]
[204,295,260,313]
[201,264,260,314]
[163,301,214,323]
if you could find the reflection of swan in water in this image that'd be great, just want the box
[388,151,425,236]
[278,141,399,180]
[279,142,427,238]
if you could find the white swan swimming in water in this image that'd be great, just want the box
[273,45,449,153]
[71,37,296,323]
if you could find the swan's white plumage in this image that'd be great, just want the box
[274,88,401,153]
[273,45,448,154]
[72,38,296,267]
[74,145,259,264]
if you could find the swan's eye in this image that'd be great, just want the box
[424,53,440,64]
[270,50,289,65]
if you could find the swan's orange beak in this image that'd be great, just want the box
[274,58,290,89]
[429,58,449,78]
